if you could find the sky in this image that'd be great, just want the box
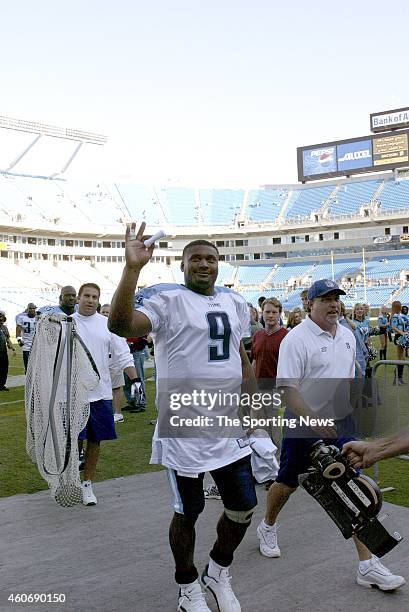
[1,0,409,186]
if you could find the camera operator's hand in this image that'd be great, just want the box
[342,440,378,469]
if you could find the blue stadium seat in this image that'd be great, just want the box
[114,183,164,225]
[308,259,362,282]
[159,188,197,225]
[236,265,272,285]
[365,256,409,280]
[379,179,409,212]
[285,185,333,219]
[247,188,288,222]
[328,180,381,216]
[200,189,244,225]
[271,262,314,285]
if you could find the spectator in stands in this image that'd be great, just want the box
[377,306,389,362]
[15,303,37,373]
[0,311,16,391]
[390,300,407,385]
[286,307,302,330]
[100,304,139,423]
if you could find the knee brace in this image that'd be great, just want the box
[224,506,256,525]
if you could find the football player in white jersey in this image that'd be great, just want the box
[15,303,37,372]
[109,222,257,612]
[36,285,78,317]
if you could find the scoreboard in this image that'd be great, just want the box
[297,130,409,182]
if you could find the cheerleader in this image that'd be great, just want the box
[390,301,406,385]
[377,305,389,361]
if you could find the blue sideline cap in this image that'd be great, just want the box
[307,279,346,301]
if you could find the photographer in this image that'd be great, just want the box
[342,431,409,469]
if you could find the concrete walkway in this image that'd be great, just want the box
[1,472,408,612]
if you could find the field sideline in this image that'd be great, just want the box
[0,341,408,506]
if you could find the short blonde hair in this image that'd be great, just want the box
[262,297,282,313]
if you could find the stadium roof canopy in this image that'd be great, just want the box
[0,115,107,180]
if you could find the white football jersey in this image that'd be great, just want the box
[36,304,78,315]
[16,313,37,351]
[135,283,252,473]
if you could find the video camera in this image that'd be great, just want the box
[298,441,403,557]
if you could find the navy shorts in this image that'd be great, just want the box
[167,455,257,520]
[78,399,117,442]
[276,413,356,489]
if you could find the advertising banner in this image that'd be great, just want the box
[337,140,372,171]
[373,133,408,166]
[302,146,336,177]
[370,108,409,132]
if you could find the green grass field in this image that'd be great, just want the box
[0,347,162,498]
[1,340,408,507]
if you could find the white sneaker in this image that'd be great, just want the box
[357,556,406,591]
[82,480,97,506]
[257,520,281,558]
[201,564,241,612]
[114,413,124,423]
[178,580,211,611]
[204,484,221,500]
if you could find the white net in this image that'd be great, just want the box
[25,314,100,507]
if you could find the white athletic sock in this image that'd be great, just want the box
[180,579,199,590]
[263,519,276,530]
[208,558,228,579]
[359,556,374,572]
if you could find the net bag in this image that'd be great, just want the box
[25,314,99,507]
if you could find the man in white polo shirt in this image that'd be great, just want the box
[256,279,405,592]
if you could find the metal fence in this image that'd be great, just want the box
[370,360,409,489]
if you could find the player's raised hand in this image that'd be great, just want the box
[125,222,154,270]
